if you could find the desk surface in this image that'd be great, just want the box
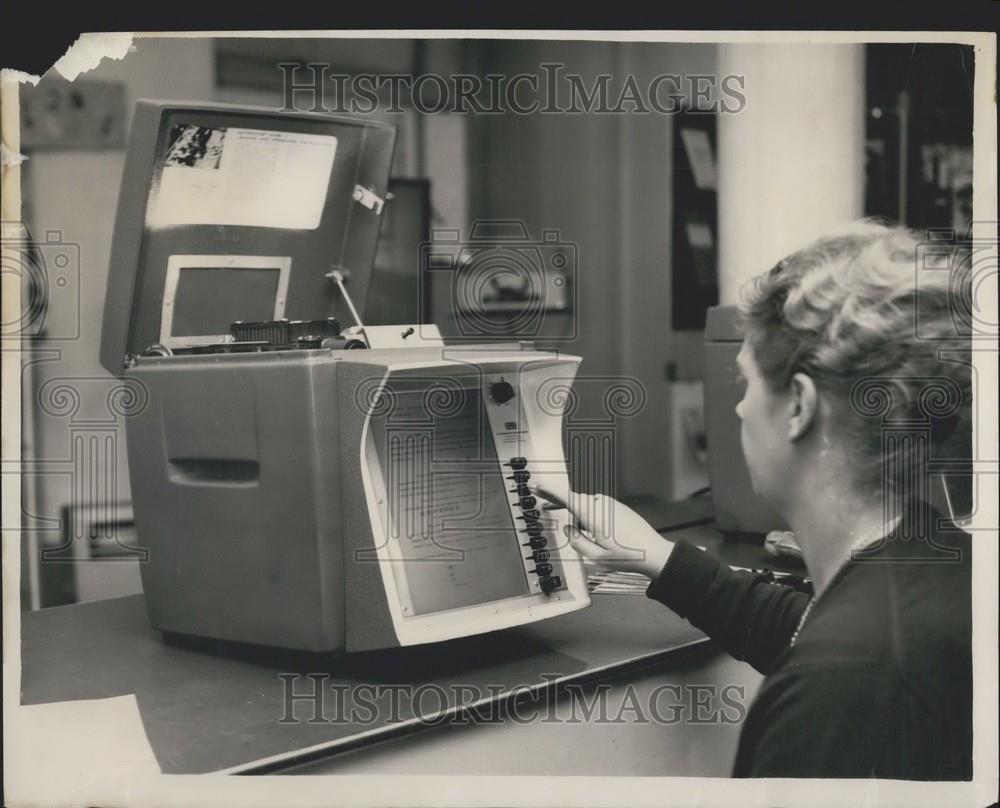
[20,505,797,775]
[22,592,708,774]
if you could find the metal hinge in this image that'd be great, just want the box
[352,185,386,215]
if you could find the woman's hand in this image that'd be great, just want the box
[535,487,675,579]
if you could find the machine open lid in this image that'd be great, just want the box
[100,100,396,376]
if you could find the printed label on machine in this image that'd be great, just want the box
[147,127,338,230]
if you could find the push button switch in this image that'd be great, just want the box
[490,380,515,404]
[505,457,561,596]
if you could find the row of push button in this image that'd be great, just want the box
[505,457,562,594]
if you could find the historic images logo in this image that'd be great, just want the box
[281,63,746,116]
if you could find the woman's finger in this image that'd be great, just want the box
[536,486,607,535]
[535,485,589,532]
[565,523,617,556]
[566,528,602,560]
[534,485,571,511]
[569,492,615,540]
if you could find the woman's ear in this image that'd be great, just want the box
[788,372,818,441]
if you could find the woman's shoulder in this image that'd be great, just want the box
[787,511,972,672]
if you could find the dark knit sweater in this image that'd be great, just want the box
[646,516,972,779]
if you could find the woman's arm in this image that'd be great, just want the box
[540,489,808,674]
[646,538,808,674]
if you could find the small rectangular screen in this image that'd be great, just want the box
[371,387,530,616]
[171,266,280,337]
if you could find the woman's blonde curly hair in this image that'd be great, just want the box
[739,219,972,496]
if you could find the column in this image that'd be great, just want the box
[717,43,866,303]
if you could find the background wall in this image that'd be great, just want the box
[463,41,718,503]
[20,39,217,607]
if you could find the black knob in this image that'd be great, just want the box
[490,380,515,404]
[510,485,531,497]
[507,471,530,484]
[506,457,527,470]
[520,524,544,537]
[539,575,562,593]
[522,536,548,550]
[518,496,537,510]
[517,509,540,521]
[531,549,551,562]
[533,562,554,576]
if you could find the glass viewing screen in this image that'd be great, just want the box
[171,266,281,337]
[371,387,530,616]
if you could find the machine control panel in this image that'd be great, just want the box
[483,376,567,595]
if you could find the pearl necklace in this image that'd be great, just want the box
[788,517,901,648]
[789,597,816,647]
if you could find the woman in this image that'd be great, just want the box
[544,221,973,779]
